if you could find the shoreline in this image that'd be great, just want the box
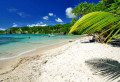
[1,36,119,82]
[0,48,36,60]
[0,37,78,74]
[0,35,80,60]
[0,35,82,61]
[0,40,66,61]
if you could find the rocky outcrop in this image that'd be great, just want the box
[21,31,28,34]
[6,29,13,34]
[59,32,67,35]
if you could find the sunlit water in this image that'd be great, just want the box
[0,34,78,60]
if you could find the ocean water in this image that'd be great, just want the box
[0,34,78,60]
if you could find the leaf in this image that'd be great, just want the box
[69,11,120,43]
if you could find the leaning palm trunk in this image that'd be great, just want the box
[69,11,120,43]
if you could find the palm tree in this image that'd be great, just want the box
[69,11,120,43]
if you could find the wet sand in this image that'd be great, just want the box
[0,39,74,75]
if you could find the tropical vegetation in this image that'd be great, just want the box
[69,11,120,43]
[69,0,120,43]
[71,1,120,81]
[0,23,72,34]
[1,0,120,43]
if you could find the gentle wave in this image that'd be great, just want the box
[0,34,78,60]
[0,48,36,60]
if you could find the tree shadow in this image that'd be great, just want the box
[85,58,120,82]
[108,38,120,47]
[81,41,92,43]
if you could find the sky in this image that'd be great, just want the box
[0,0,99,30]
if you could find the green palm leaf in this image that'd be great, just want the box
[69,11,120,43]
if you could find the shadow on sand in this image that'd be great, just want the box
[108,38,120,47]
[81,38,120,47]
[85,58,120,82]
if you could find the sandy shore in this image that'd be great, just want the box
[0,38,75,74]
[0,36,120,82]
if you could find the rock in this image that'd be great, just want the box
[59,32,67,35]
[6,29,13,34]
[21,31,28,34]
[69,41,73,42]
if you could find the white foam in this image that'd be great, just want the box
[0,48,36,60]
[0,39,69,60]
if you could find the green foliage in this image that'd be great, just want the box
[100,0,115,7]
[108,2,120,15]
[71,18,78,25]
[69,0,120,43]
[4,23,72,34]
[72,0,120,17]
[100,0,120,7]
[72,1,108,16]
[0,30,5,34]
[69,11,120,43]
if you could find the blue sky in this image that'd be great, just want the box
[0,0,99,29]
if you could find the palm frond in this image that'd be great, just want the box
[98,21,120,38]
[69,11,120,43]
[85,58,120,81]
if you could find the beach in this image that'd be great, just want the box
[0,36,120,82]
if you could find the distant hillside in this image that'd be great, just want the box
[0,23,72,34]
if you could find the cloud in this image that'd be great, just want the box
[17,12,29,18]
[66,7,76,18]
[8,8,18,12]
[12,23,18,27]
[49,13,54,16]
[43,16,49,20]
[55,18,63,23]
[0,28,5,31]
[27,21,47,27]
[39,21,44,24]
[8,8,29,18]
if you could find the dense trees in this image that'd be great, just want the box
[72,1,107,16]
[70,0,120,43]
[0,31,5,34]
[3,23,72,34]
[71,18,78,25]
[72,0,120,17]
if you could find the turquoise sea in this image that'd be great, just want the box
[0,34,78,60]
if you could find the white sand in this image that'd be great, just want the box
[0,36,120,82]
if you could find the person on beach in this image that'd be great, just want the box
[89,33,104,43]
[89,34,96,42]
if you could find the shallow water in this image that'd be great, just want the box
[0,34,78,59]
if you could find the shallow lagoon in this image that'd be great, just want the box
[0,34,78,59]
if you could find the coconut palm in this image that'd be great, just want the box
[69,11,120,43]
